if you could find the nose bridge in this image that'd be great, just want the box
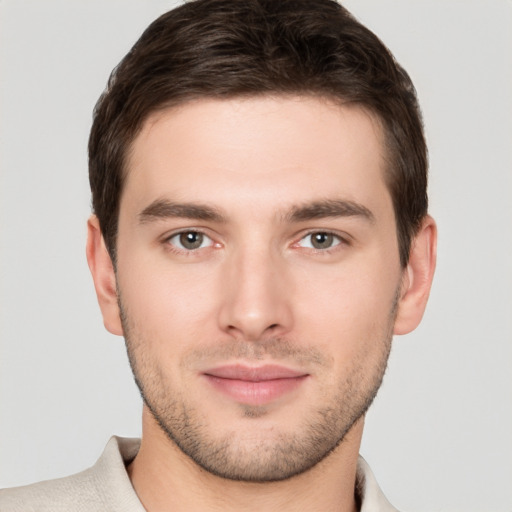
[218,236,292,340]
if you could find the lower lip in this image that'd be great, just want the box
[204,375,308,406]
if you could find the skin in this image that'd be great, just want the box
[87,96,436,512]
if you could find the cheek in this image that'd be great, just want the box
[116,255,222,341]
[293,262,398,357]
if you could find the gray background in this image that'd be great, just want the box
[1,1,511,510]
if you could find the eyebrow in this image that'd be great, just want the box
[138,198,375,225]
[139,199,226,224]
[285,199,375,223]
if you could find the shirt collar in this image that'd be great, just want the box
[356,455,399,512]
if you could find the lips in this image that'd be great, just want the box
[203,364,309,406]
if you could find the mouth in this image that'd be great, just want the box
[202,364,309,406]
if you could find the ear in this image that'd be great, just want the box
[394,215,437,335]
[86,215,123,336]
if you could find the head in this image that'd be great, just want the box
[89,0,427,268]
[87,0,436,483]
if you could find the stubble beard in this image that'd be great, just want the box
[119,297,397,483]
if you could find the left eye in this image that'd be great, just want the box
[298,232,342,250]
[167,231,213,250]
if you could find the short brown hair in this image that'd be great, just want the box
[89,0,427,267]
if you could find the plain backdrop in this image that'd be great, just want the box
[1,1,511,511]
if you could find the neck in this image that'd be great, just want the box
[128,407,363,512]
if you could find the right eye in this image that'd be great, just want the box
[166,231,214,251]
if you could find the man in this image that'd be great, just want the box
[0,0,436,510]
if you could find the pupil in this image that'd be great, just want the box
[180,232,203,249]
[312,233,333,249]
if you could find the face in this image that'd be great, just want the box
[114,97,404,481]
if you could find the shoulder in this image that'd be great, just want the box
[0,436,143,512]
[0,466,106,512]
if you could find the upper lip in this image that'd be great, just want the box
[203,364,308,382]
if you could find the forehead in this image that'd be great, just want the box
[123,96,390,217]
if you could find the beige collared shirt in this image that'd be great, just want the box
[0,436,399,511]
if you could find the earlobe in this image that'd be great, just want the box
[393,215,437,335]
[86,215,124,336]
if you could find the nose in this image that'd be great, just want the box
[218,245,293,341]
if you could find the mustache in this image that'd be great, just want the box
[180,337,333,369]
[118,297,333,370]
